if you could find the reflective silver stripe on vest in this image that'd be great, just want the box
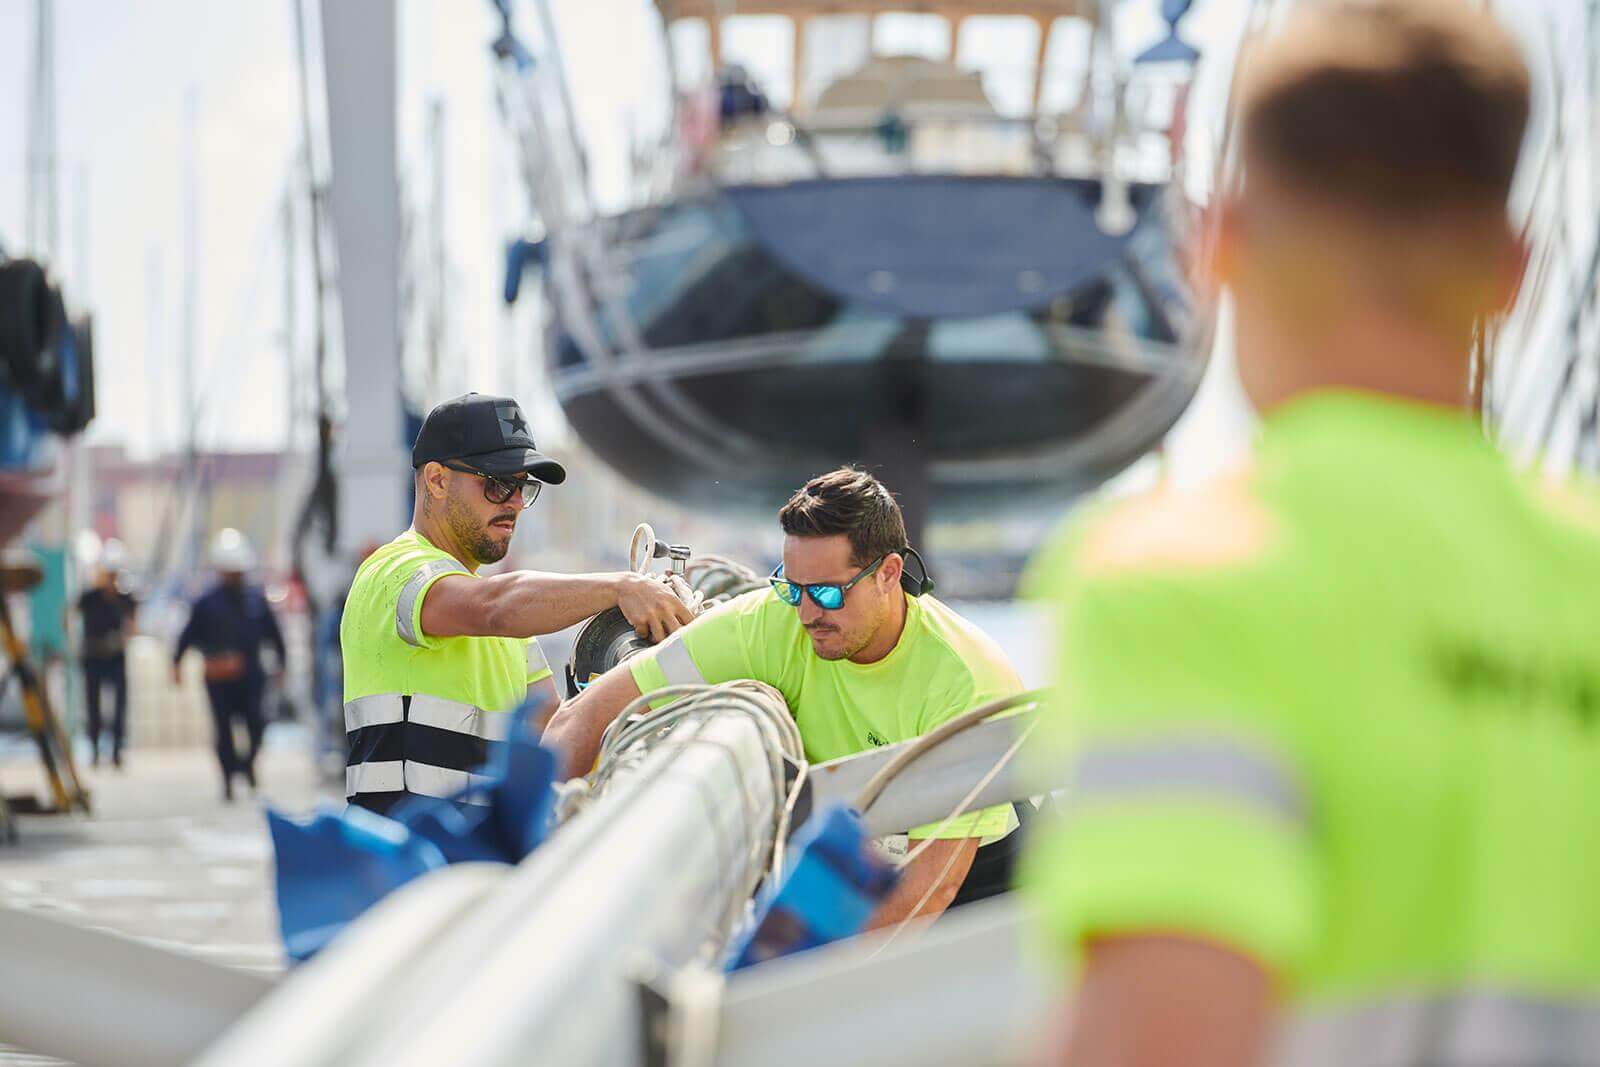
[408,693,511,742]
[344,693,404,732]
[403,760,492,805]
[1064,733,1307,825]
[525,678,555,718]
[346,760,404,798]
[526,638,550,678]
[1276,991,1600,1067]
[655,635,706,686]
[395,558,468,647]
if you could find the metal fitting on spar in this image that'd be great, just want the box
[564,524,765,698]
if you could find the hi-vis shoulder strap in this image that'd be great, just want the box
[395,558,468,646]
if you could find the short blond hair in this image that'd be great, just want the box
[1239,0,1529,218]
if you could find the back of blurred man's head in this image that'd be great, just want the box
[1220,0,1531,412]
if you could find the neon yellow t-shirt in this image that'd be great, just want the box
[341,529,550,710]
[630,589,1023,838]
[1023,391,1600,1024]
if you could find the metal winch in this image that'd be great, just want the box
[564,524,763,697]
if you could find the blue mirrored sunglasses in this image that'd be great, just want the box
[768,554,887,611]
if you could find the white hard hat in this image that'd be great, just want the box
[100,539,129,572]
[74,529,103,571]
[210,528,257,573]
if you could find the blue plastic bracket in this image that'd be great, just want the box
[726,804,900,971]
[269,709,556,962]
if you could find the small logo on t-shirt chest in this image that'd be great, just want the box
[865,730,889,748]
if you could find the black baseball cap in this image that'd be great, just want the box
[411,393,567,484]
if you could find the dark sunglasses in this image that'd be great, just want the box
[442,462,542,509]
[769,554,887,611]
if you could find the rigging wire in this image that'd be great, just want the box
[588,680,805,886]
[581,679,809,957]
[145,160,295,586]
[1486,4,1600,469]
[853,691,1042,814]
[290,0,339,566]
[867,717,1039,960]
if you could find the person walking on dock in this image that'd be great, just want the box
[173,529,286,801]
[76,545,136,767]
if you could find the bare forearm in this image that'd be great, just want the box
[543,705,608,779]
[1046,938,1273,1067]
[864,838,976,931]
[542,665,645,778]
[527,675,561,735]
[481,571,628,638]
[425,567,692,645]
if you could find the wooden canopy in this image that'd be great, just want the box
[656,0,1097,113]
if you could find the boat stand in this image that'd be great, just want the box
[0,560,91,821]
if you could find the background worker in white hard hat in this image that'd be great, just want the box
[173,528,286,801]
[75,540,136,767]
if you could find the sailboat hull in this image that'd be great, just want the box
[545,175,1204,517]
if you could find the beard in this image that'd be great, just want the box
[444,493,510,565]
[805,619,875,661]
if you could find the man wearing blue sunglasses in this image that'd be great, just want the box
[546,467,1024,928]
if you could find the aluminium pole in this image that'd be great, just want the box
[367,702,787,1067]
[199,688,791,1067]
[319,0,408,550]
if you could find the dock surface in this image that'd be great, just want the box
[0,737,336,1066]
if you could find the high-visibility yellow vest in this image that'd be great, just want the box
[340,529,550,814]
[1024,391,1600,1063]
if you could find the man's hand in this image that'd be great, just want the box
[864,837,978,931]
[616,572,696,643]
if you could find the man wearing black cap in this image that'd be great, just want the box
[339,393,694,813]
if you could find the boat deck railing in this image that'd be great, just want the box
[632,54,1191,206]
[698,110,1176,189]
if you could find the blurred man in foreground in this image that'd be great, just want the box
[1024,3,1600,1064]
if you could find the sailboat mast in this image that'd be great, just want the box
[25,0,57,264]
[181,88,201,554]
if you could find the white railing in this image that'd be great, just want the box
[683,106,1177,191]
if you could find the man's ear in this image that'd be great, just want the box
[879,553,905,590]
[422,462,451,501]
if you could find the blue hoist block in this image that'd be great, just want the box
[391,734,557,864]
[269,711,556,962]
[502,237,547,305]
[726,804,901,971]
[268,805,447,963]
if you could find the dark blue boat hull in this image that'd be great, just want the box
[545,175,1206,518]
